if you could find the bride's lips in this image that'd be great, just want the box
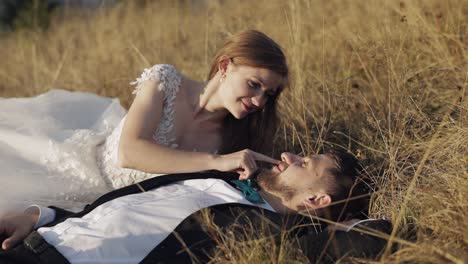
[241,100,256,112]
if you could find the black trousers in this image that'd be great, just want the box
[0,232,69,264]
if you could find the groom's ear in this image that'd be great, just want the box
[302,193,331,210]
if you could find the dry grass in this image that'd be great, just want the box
[1,0,467,263]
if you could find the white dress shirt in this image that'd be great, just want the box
[34,178,274,264]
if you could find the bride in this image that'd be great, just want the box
[0,30,289,213]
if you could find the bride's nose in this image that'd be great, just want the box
[252,94,267,108]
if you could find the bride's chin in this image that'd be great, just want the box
[229,109,246,119]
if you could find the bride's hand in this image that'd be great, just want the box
[0,208,39,250]
[213,149,280,180]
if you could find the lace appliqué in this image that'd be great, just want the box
[40,128,112,203]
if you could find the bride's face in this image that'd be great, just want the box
[219,63,284,119]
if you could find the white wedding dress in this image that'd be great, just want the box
[0,64,182,213]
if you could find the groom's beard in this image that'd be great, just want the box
[256,168,297,201]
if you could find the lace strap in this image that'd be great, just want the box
[130,64,181,95]
[129,64,182,148]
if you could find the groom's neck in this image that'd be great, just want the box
[259,190,292,215]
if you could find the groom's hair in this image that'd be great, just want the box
[318,148,369,222]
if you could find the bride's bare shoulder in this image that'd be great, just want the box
[177,72,204,96]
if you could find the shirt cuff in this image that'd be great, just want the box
[24,205,56,229]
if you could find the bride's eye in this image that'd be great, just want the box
[248,81,260,90]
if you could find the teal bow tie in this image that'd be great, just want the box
[231,179,265,204]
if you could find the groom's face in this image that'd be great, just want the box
[257,152,338,201]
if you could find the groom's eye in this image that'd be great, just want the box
[301,158,311,168]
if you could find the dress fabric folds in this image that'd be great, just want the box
[0,89,123,212]
[0,64,181,213]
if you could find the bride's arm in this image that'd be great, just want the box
[118,80,279,178]
[118,79,219,174]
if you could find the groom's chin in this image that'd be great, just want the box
[256,168,280,190]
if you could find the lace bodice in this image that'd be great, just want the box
[96,64,182,189]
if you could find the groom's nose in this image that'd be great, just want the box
[281,152,303,165]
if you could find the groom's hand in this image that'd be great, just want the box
[0,208,38,250]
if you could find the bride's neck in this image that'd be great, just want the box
[191,78,228,123]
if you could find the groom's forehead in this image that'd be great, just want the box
[305,154,324,161]
[304,154,338,172]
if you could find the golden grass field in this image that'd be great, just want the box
[0,0,467,263]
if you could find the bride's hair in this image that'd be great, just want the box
[207,30,289,155]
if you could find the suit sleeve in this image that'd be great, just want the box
[298,219,393,262]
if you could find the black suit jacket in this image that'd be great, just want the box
[40,172,323,263]
[40,172,391,263]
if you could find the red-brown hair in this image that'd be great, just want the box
[208,30,289,155]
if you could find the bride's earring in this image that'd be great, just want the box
[220,74,226,83]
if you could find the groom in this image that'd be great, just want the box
[0,149,375,263]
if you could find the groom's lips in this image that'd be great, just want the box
[275,162,288,173]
